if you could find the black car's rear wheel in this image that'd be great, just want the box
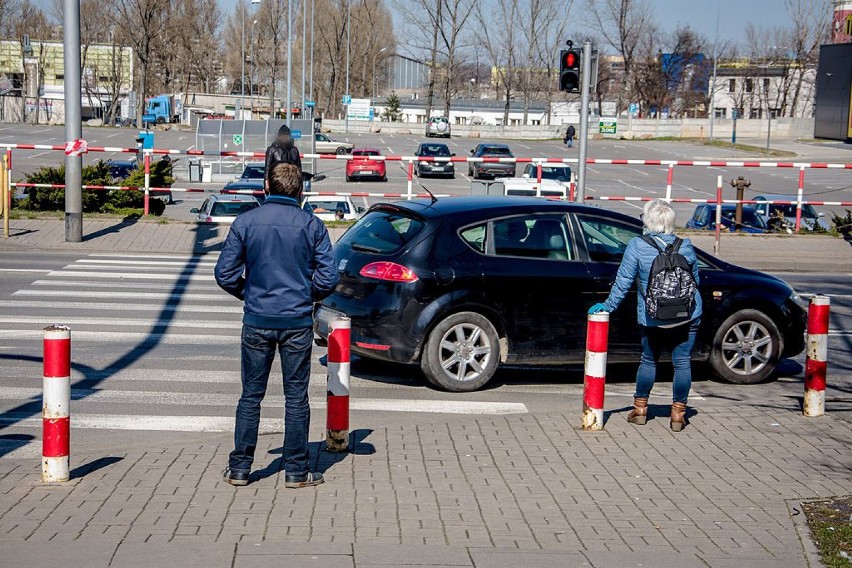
[709,309,781,384]
[421,312,499,392]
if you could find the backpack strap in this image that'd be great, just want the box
[670,237,683,254]
[640,235,662,253]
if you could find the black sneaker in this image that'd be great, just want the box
[284,472,324,488]
[223,467,249,486]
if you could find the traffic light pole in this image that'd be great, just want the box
[576,40,592,204]
[64,0,82,242]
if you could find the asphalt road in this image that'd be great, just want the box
[2,123,851,225]
[0,249,849,461]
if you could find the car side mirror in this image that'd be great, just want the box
[451,153,456,157]
[313,174,326,182]
[356,206,366,214]
[818,212,825,217]
[522,173,530,179]
[190,208,199,213]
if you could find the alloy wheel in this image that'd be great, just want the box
[438,323,492,383]
[720,320,773,376]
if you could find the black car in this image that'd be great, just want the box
[221,180,265,203]
[107,159,137,181]
[468,143,515,179]
[414,142,455,178]
[314,197,807,392]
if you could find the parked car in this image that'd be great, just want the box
[414,142,455,178]
[221,180,265,203]
[106,157,172,204]
[468,144,516,179]
[685,204,769,233]
[425,116,451,138]
[302,195,365,221]
[238,162,265,181]
[495,177,568,198]
[314,196,807,392]
[753,194,831,231]
[314,133,353,155]
[520,163,572,185]
[346,148,387,182]
[191,194,259,223]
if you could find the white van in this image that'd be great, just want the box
[495,177,568,199]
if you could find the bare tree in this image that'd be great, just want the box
[524,0,571,125]
[475,0,519,125]
[437,0,476,117]
[785,0,828,117]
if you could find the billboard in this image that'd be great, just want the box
[347,98,372,121]
[832,2,852,43]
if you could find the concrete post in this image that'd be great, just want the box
[63,0,83,242]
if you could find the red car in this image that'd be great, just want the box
[345,148,387,182]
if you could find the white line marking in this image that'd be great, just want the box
[0,300,242,313]
[0,316,242,329]
[66,264,214,273]
[47,270,216,281]
[0,268,52,273]
[76,259,218,267]
[631,168,649,176]
[13,290,225,301]
[0,330,237,344]
[617,179,656,194]
[32,279,221,291]
[379,138,386,144]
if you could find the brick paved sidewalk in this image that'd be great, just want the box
[1,404,848,567]
[1,217,850,272]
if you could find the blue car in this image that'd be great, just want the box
[685,204,768,233]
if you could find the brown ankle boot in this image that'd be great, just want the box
[670,402,687,432]
[627,397,648,425]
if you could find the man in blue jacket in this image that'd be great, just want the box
[215,162,339,488]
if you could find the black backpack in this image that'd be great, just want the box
[641,236,697,321]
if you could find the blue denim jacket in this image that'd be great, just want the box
[215,195,339,329]
[602,233,702,327]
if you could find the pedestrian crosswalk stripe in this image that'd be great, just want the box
[0,300,243,313]
[0,316,242,329]
[78,259,219,267]
[63,264,214,273]
[88,253,220,261]
[0,330,237,344]
[47,270,216,281]
[32,280,223,291]
[13,290,227,301]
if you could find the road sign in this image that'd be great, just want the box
[304,101,315,107]
[629,103,638,114]
[342,95,352,105]
[347,98,372,121]
[291,129,301,139]
[232,134,243,145]
[599,119,618,135]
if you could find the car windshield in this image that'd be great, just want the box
[306,200,351,214]
[240,165,265,179]
[766,202,818,219]
[719,209,768,228]
[353,150,379,157]
[210,201,258,217]
[539,167,571,181]
[420,145,451,157]
[481,146,511,156]
[110,164,135,178]
[338,210,426,253]
[431,117,448,123]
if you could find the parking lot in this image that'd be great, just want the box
[3,123,851,225]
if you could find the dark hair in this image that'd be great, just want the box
[268,162,302,197]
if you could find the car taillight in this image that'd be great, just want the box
[359,261,419,283]
[205,217,212,222]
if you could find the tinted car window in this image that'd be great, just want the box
[240,165,265,179]
[211,202,258,216]
[338,211,425,254]
[578,216,641,262]
[353,150,379,157]
[459,225,486,253]
[491,215,572,260]
[480,146,512,156]
[718,209,768,228]
[766,203,818,219]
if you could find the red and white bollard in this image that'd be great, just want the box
[406,160,414,200]
[43,325,71,482]
[326,316,351,452]
[665,163,674,201]
[582,312,609,431]
[804,295,830,417]
[143,152,151,216]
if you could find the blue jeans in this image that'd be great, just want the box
[635,318,699,404]
[566,137,574,148]
[230,325,313,475]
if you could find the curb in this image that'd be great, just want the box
[786,499,826,568]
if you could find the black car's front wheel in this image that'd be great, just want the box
[421,312,500,392]
[709,309,781,384]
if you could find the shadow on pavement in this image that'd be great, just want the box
[252,428,375,483]
[70,456,124,479]
[82,215,140,242]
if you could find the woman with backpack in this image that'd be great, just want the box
[588,199,702,431]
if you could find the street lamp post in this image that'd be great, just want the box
[250,19,258,118]
[372,47,388,99]
[345,0,351,133]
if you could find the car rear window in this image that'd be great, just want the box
[482,146,511,156]
[211,201,258,216]
[339,210,425,254]
[241,166,265,179]
[353,150,379,157]
[306,200,351,214]
[540,167,571,181]
[421,145,451,157]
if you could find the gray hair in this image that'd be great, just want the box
[642,199,675,234]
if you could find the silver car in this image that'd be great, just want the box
[191,194,259,223]
[314,133,353,155]
[425,116,451,138]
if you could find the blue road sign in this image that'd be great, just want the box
[342,95,352,105]
[291,129,302,139]
[304,101,315,107]
[629,103,638,114]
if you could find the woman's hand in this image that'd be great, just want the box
[588,303,607,314]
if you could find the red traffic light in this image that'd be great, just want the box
[564,52,577,68]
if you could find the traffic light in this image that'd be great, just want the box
[560,49,581,93]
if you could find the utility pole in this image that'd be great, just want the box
[345,0,351,133]
[708,0,720,140]
[309,0,314,106]
[301,0,306,112]
[286,0,292,126]
[576,40,592,203]
[64,0,82,242]
[240,7,245,119]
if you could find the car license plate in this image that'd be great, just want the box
[315,306,346,336]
